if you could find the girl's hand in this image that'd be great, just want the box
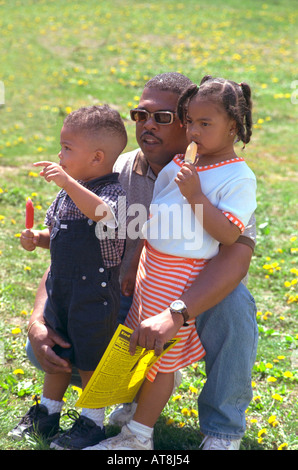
[175,162,202,202]
[34,161,70,189]
[20,229,40,251]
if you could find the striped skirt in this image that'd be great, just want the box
[125,242,207,382]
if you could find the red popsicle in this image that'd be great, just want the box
[25,198,34,229]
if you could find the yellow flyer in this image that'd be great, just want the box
[76,324,179,409]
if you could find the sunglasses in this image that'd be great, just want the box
[130,108,176,125]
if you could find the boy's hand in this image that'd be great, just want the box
[175,162,202,202]
[20,229,40,251]
[34,161,70,189]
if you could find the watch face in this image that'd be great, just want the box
[171,300,185,311]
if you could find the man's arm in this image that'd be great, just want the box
[27,267,72,374]
[129,242,253,356]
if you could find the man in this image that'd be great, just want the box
[26,73,258,450]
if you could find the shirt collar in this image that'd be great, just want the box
[133,150,157,181]
[78,172,119,188]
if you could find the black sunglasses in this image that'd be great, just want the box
[130,108,176,125]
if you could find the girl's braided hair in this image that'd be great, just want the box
[177,75,253,147]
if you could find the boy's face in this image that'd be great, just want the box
[59,125,97,181]
[135,88,188,175]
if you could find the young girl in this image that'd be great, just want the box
[87,76,257,450]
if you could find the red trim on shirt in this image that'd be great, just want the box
[173,154,245,171]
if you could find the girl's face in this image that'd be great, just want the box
[185,95,237,162]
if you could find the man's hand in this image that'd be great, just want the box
[28,321,72,374]
[129,308,184,356]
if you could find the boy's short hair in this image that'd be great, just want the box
[64,105,127,155]
[144,72,193,95]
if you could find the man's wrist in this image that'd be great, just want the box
[27,319,46,336]
[169,300,189,326]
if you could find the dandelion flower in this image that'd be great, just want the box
[278,443,288,450]
[258,428,267,437]
[166,418,175,425]
[11,327,21,334]
[172,394,182,401]
[272,393,283,401]
[283,371,293,378]
[267,376,277,382]
[181,407,191,417]
[13,369,24,375]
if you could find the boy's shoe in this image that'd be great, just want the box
[84,424,153,450]
[201,436,241,450]
[9,400,60,441]
[50,411,106,450]
[108,370,182,427]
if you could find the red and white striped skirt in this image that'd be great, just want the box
[125,242,207,382]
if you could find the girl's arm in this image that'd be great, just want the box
[175,162,241,246]
[34,161,114,223]
[188,191,241,245]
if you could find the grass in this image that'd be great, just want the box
[0,0,297,451]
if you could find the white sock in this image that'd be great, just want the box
[81,408,105,428]
[40,395,64,415]
[127,419,153,440]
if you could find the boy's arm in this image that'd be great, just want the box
[20,228,51,250]
[34,161,114,223]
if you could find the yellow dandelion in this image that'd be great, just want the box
[283,371,293,378]
[172,394,182,402]
[258,428,267,438]
[11,327,21,334]
[13,369,25,375]
[278,443,288,450]
[166,418,175,425]
[272,393,283,401]
[181,408,191,417]
[71,385,82,396]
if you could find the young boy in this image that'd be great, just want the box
[11,105,127,449]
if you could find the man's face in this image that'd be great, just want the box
[135,88,188,174]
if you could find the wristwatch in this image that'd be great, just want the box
[169,300,189,326]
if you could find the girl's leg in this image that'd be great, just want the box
[133,372,174,427]
[83,371,175,450]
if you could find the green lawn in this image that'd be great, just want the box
[0,0,297,451]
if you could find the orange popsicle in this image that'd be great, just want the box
[25,198,34,229]
[184,141,197,163]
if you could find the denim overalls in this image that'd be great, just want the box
[44,179,121,371]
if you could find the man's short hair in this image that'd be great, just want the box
[144,72,193,95]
